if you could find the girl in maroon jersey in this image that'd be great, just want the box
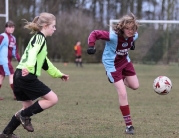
[0,21,21,100]
[87,13,139,134]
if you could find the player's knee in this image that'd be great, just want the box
[51,96,58,105]
[131,84,139,90]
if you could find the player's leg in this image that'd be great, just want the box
[9,69,35,133]
[124,75,139,90]
[123,62,139,90]
[15,100,34,132]
[39,91,58,109]
[9,74,16,100]
[75,56,78,66]
[121,62,138,134]
[114,80,134,134]
[2,63,16,99]
[0,75,4,100]
[1,101,33,137]
[107,67,134,134]
[79,56,83,67]
[8,63,16,99]
[0,65,5,100]
[0,115,20,137]
[8,68,59,134]
[114,80,128,105]
[14,69,58,132]
[20,91,58,115]
[16,91,58,132]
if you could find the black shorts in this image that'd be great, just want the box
[13,69,51,101]
[76,56,82,58]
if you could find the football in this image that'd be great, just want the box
[153,76,172,95]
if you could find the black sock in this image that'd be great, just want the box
[76,61,78,66]
[80,62,82,67]
[3,115,20,134]
[21,101,44,117]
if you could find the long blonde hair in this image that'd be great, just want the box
[23,12,56,34]
[113,13,139,36]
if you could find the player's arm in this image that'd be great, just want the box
[0,35,4,45]
[87,30,110,54]
[88,30,110,46]
[130,32,138,50]
[42,57,64,78]
[12,44,21,62]
[0,35,4,53]
[133,32,138,41]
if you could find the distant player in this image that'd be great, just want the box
[87,13,139,135]
[0,21,21,100]
[74,41,83,67]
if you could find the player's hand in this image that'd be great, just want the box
[87,46,96,54]
[22,68,29,76]
[61,74,69,81]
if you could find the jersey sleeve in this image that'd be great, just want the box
[88,30,110,46]
[42,57,64,78]
[130,32,138,50]
[25,35,45,71]
[0,35,4,45]
[12,44,21,62]
[133,32,138,41]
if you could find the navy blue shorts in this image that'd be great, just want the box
[13,69,51,101]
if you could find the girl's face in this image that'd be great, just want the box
[42,20,56,37]
[5,26,15,34]
[123,26,136,38]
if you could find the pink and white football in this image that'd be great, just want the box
[153,76,172,95]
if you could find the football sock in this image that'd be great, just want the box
[10,84,16,98]
[80,62,82,67]
[76,61,78,66]
[21,101,44,117]
[10,84,14,90]
[0,84,1,88]
[3,115,20,134]
[120,105,132,126]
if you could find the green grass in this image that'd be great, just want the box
[0,62,179,138]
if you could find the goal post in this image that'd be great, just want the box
[109,19,179,32]
[109,19,179,65]
[0,0,9,22]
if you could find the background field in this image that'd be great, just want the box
[0,62,179,138]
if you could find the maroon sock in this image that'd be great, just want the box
[0,84,1,88]
[120,105,132,126]
[10,84,16,98]
[10,84,14,91]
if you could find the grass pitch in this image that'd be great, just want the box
[0,62,179,138]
